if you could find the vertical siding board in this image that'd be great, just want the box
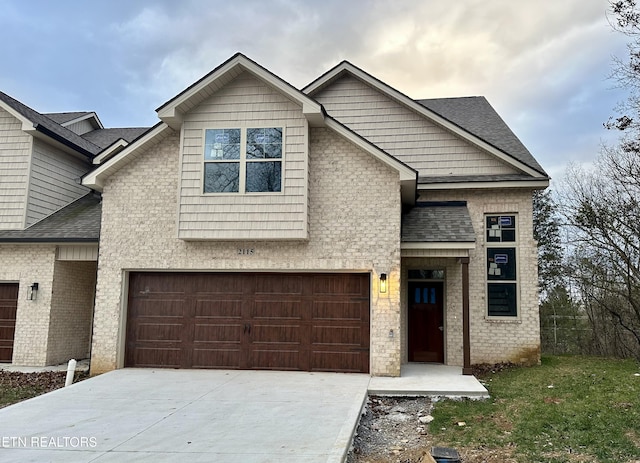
[314,76,519,177]
[0,108,31,230]
[179,72,308,240]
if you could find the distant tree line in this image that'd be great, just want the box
[537,1,640,359]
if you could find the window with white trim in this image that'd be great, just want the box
[486,215,518,317]
[203,127,282,193]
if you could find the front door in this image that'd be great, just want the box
[408,281,444,363]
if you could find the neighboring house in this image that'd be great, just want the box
[0,92,146,366]
[80,53,548,377]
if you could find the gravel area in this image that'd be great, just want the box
[347,396,436,463]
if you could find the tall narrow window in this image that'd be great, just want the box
[486,215,518,317]
[203,127,282,194]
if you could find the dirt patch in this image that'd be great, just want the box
[346,396,519,463]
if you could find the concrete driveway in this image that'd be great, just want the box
[0,369,370,463]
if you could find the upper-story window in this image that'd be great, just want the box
[203,127,282,193]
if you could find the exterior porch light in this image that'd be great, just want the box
[379,273,387,293]
[27,282,39,301]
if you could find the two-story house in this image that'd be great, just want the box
[0,93,146,366]
[79,54,548,377]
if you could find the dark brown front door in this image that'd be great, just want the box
[408,281,444,363]
[0,283,18,363]
[126,272,370,373]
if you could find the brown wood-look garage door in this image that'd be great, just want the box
[0,283,18,363]
[125,273,370,373]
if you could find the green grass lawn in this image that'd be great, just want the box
[430,355,640,463]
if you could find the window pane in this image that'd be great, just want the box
[488,283,517,316]
[247,127,282,159]
[486,215,516,242]
[487,248,516,280]
[204,129,240,160]
[246,161,281,192]
[204,162,239,193]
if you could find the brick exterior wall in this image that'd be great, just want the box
[0,245,56,365]
[91,127,403,376]
[46,260,97,365]
[416,189,541,366]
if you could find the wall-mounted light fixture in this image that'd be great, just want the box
[27,282,39,301]
[379,273,387,293]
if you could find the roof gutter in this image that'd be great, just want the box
[33,124,95,159]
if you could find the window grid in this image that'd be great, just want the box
[203,127,283,194]
[486,214,518,317]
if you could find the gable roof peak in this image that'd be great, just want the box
[156,53,325,129]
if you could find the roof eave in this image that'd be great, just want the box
[418,178,550,190]
[0,238,99,244]
[401,241,476,250]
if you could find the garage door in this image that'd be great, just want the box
[0,283,18,363]
[125,273,370,373]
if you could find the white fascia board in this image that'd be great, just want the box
[157,54,324,128]
[401,242,476,250]
[61,112,104,130]
[83,123,171,191]
[418,179,550,190]
[306,62,543,177]
[93,139,128,165]
[324,118,416,182]
[0,99,36,132]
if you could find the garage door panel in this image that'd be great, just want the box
[310,351,366,373]
[192,348,241,368]
[313,274,367,296]
[135,323,184,342]
[133,300,186,318]
[130,273,185,295]
[192,274,245,294]
[130,347,182,368]
[194,299,243,318]
[312,301,368,321]
[126,273,369,373]
[194,323,243,343]
[312,326,365,346]
[254,275,303,295]
[0,283,18,363]
[251,324,303,345]
[252,300,304,320]
[251,349,302,370]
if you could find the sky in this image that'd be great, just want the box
[0,0,631,182]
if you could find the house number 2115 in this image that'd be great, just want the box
[237,248,255,255]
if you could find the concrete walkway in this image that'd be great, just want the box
[0,369,370,463]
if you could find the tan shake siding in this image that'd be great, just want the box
[419,189,540,365]
[27,139,91,226]
[179,71,308,240]
[46,260,97,365]
[92,127,402,376]
[64,119,94,136]
[314,75,520,178]
[0,244,57,365]
[0,107,32,230]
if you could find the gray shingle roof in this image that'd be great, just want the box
[82,127,150,149]
[402,202,475,243]
[0,91,102,157]
[417,97,547,177]
[43,112,93,125]
[0,194,101,242]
